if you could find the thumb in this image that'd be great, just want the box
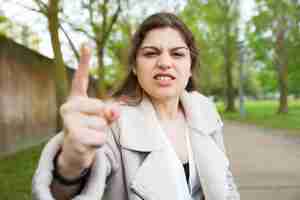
[70,43,92,97]
[104,103,121,124]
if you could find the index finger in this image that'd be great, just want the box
[70,43,92,97]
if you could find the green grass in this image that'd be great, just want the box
[0,144,44,200]
[218,100,300,135]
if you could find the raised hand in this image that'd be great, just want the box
[57,44,120,179]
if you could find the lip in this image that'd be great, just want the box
[153,73,175,87]
[153,73,176,80]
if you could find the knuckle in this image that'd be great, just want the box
[65,125,107,149]
[68,129,84,146]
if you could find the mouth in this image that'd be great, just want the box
[153,73,176,81]
[153,73,176,87]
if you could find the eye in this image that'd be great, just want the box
[143,52,158,57]
[172,52,185,58]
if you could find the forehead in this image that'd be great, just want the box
[141,27,187,48]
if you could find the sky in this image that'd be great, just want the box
[1,0,256,66]
[241,0,256,22]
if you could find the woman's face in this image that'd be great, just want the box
[135,27,192,101]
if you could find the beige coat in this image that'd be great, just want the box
[32,91,240,200]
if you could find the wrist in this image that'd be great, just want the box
[53,149,91,185]
[57,149,90,179]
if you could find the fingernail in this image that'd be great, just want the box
[81,44,91,54]
[111,109,120,120]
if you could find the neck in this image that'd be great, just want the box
[150,96,180,121]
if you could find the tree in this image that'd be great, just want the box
[247,0,300,113]
[181,0,240,111]
[48,0,69,105]
[30,0,69,129]
[65,0,122,98]
[105,16,133,93]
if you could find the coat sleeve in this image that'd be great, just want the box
[210,103,241,200]
[32,125,121,200]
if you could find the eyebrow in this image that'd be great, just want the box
[139,46,189,51]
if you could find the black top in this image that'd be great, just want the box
[183,162,205,200]
[183,162,190,183]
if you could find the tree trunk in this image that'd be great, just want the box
[88,0,121,99]
[277,64,289,113]
[96,43,106,99]
[275,28,288,114]
[48,0,68,130]
[224,24,236,112]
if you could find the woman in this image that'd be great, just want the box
[32,12,240,200]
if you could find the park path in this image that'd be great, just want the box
[223,121,300,200]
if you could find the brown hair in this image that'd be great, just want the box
[113,12,199,105]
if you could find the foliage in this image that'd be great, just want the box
[2,0,300,102]
[180,0,240,111]
[247,0,300,112]
[0,15,8,35]
[0,14,40,50]
[64,0,123,97]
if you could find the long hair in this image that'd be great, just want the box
[113,12,199,105]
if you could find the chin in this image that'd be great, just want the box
[143,85,183,101]
[150,91,179,101]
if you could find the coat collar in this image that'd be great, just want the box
[180,91,223,135]
[118,90,222,153]
[118,94,164,152]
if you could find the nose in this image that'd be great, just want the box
[157,52,172,70]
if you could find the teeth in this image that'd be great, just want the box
[155,76,172,81]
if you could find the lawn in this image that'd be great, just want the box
[218,100,300,135]
[0,144,44,200]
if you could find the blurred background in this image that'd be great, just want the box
[0,0,299,199]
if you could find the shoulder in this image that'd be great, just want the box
[184,91,219,115]
[182,91,223,128]
[187,91,216,107]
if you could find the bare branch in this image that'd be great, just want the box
[216,0,223,9]
[101,0,109,36]
[59,23,80,62]
[32,0,48,15]
[12,1,47,15]
[61,18,96,41]
[103,0,121,44]
[87,0,96,27]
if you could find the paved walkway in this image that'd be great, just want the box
[223,121,300,200]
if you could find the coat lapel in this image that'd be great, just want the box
[118,91,229,200]
[119,95,192,200]
[130,147,191,200]
[181,91,229,200]
[189,130,229,200]
[180,91,224,135]
[118,95,164,152]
